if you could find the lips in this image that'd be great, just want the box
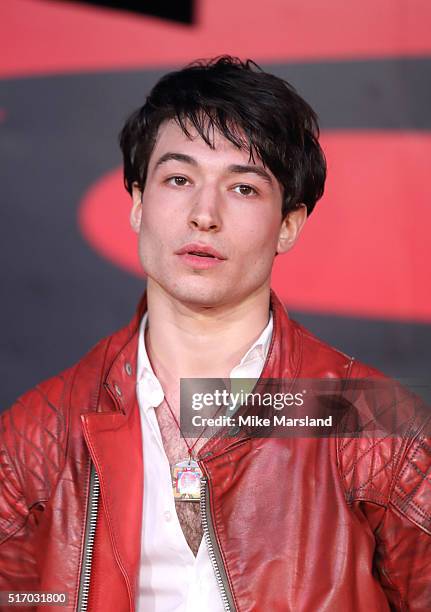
[175,243,226,260]
[175,242,227,270]
[189,251,214,258]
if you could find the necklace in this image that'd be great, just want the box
[144,325,207,502]
[164,394,206,502]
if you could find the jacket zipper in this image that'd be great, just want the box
[200,477,236,612]
[77,463,100,611]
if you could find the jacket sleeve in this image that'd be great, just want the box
[0,375,68,591]
[374,419,431,610]
[0,406,39,591]
[340,361,431,610]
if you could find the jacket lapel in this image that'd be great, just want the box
[81,403,143,599]
[80,310,144,602]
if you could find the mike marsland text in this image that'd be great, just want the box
[191,414,333,428]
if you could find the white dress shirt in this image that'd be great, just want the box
[136,310,273,612]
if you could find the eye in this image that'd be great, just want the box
[166,175,190,187]
[233,184,258,197]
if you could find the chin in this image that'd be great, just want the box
[175,288,227,308]
[162,278,232,308]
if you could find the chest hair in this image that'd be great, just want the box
[155,400,209,556]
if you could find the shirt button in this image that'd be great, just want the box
[114,383,122,397]
[125,362,133,376]
[164,511,172,522]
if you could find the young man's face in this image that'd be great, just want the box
[130,119,306,308]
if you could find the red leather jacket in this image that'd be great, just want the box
[1,290,430,611]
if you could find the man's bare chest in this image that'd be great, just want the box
[155,401,207,555]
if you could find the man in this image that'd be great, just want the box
[0,57,430,611]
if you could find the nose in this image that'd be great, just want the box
[187,185,222,232]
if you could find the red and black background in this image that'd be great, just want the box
[1,0,430,409]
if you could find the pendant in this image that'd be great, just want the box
[171,458,202,502]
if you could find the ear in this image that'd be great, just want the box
[130,183,143,234]
[276,204,308,255]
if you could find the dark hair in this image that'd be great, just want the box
[119,56,326,217]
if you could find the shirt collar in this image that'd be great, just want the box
[137,310,273,411]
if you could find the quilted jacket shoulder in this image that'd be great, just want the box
[336,358,431,535]
[0,371,72,543]
[0,331,116,545]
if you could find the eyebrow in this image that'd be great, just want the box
[154,152,197,169]
[227,164,273,184]
[154,153,273,185]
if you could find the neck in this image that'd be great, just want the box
[144,280,271,387]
